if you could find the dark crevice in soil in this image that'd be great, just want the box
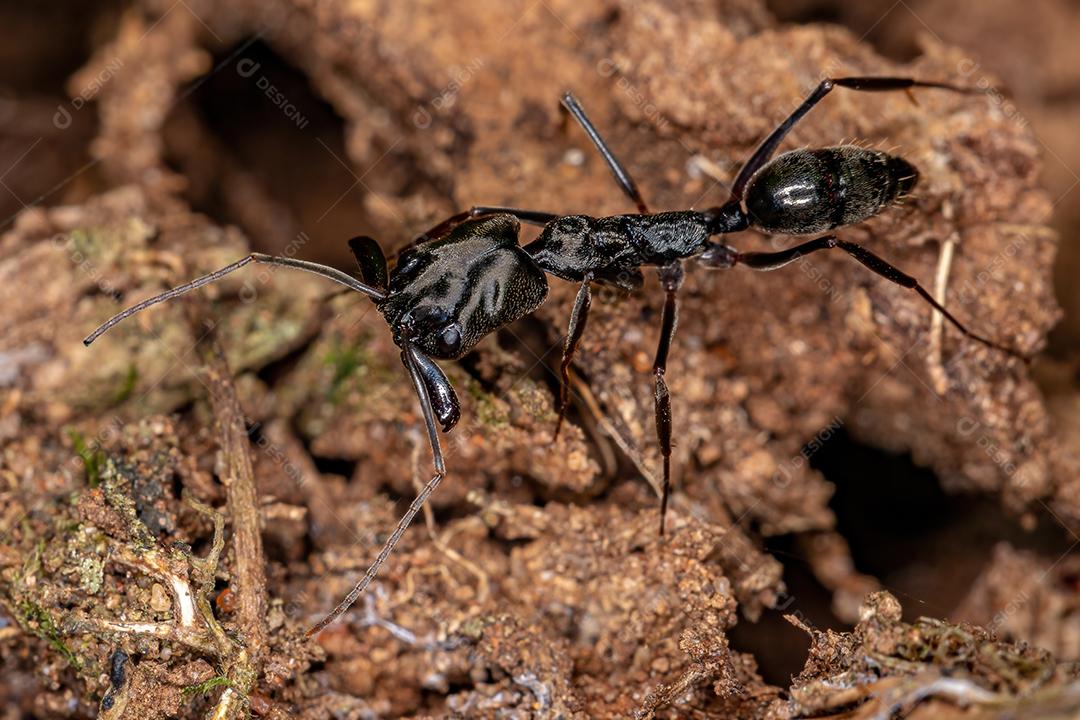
[164,38,370,268]
[814,428,1072,619]
[738,424,1076,686]
[764,1,923,61]
[763,0,845,28]
[0,0,127,94]
[309,454,357,479]
[455,349,498,393]
[728,532,836,687]
[254,334,319,388]
[0,2,122,227]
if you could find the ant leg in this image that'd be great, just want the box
[553,275,593,439]
[561,92,650,213]
[409,206,561,248]
[653,262,685,536]
[733,235,1025,359]
[470,206,561,228]
[83,253,386,346]
[306,344,447,636]
[726,77,982,205]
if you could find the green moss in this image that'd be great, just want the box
[112,365,138,404]
[23,539,43,575]
[69,224,145,259]
[18,599,82,670]
[321,338,381,401]
[68,228,97,257]
[68,430,106,486]
[182,675,234,697]
[464,379,487,403]
[100,460,155,550]
[4,543,83,668]
[465,380,508,428]
[459,615,494,640]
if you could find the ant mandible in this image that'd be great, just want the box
[83,75,1022,636]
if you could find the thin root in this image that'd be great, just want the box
[929,231,957,395]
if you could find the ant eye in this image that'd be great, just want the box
[437,324,462,355]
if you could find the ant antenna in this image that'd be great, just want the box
[83,253,386,345]
[305,345,447,636]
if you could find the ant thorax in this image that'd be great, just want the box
[525,211,708,283]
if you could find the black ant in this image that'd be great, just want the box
[83,76,1022,636]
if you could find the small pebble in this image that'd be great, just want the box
[149,582,171,612]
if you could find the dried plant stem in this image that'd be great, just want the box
[199,337,269,720]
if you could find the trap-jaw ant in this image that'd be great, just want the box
[84,76,1023,636]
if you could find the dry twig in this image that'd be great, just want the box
[198,337,269,720]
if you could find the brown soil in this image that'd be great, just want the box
[1,1,1078,718]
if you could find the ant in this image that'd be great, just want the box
[84,75,1022,636]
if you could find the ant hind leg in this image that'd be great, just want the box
[733,235,1025,360]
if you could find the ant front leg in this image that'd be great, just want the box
[653,262,684,536]
[553,274,593,440]
[726,77,982,205]
[306,344,449,636]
